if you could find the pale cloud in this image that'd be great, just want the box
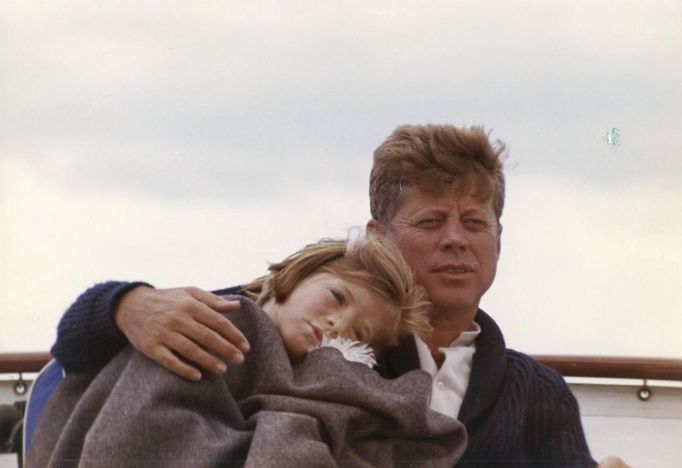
[2,1,680,199]
[1,1,680,358]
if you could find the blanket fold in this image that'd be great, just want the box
[28,296,466,467]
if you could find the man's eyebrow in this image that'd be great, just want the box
[410,207,447,217]
[461,206,492,216]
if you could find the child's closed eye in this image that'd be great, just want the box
[330,289,346,305]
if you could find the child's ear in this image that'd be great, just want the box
[366,219,386,236]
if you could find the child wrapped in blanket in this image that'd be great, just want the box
[241,235,432,367]
[28,236,466,468]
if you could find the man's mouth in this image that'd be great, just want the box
[433,263,474,273]
[432,264,475,275]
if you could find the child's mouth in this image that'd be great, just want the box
[309,322,324,344]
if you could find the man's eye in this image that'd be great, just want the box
[463,218,489,229]
[416,218,442,228]
[330,289,345,305]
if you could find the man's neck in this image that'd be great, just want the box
[425,307,478,368]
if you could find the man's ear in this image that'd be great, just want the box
[366,219,386,236]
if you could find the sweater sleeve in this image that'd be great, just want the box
[525,357,597,467]
[50,281,152,372]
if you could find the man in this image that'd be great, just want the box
[51,124,618,465]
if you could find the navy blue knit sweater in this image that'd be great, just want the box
[379,312,596,467]
[52,281,596,467]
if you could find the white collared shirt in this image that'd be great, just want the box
[415,323,481,419]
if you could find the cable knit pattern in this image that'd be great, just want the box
[379,312,596,467]
[474,350,594,467]
[51,281,151,371]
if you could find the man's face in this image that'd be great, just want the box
[371,185,501,317]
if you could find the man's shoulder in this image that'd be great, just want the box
[473,311,568,392]
[503,348,573,396]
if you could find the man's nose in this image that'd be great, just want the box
[438,218,469,251]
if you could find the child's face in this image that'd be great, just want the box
[263,272,398,362]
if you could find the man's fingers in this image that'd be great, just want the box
[187,287,242,313]
[152,346,202,382]
[191,300,250,354]
[165,332,231,375]
[169,299,247,361]
[117,286,250,380]
[177,318,245,366]
[597,457,631,468]
[185,287,250,353]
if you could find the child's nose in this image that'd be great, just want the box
[326,311,344,327]
[325,315,348,337]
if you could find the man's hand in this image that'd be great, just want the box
[115,286,250,381]
[597,456,631,468]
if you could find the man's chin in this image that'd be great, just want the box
[430,296,479,317]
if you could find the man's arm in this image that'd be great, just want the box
[525,361,597,466]
[51,281,250,380]
[51,281,146,372]
[527,367,631,467]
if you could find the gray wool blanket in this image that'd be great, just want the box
[28,296,466,468]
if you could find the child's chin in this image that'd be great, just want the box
[287,348,306,363]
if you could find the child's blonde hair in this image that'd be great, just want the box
[242,235,432,349]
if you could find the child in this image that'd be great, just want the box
[241,235,432,364]
[29,236,465,468]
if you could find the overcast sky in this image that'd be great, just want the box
[1,1,680,358]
